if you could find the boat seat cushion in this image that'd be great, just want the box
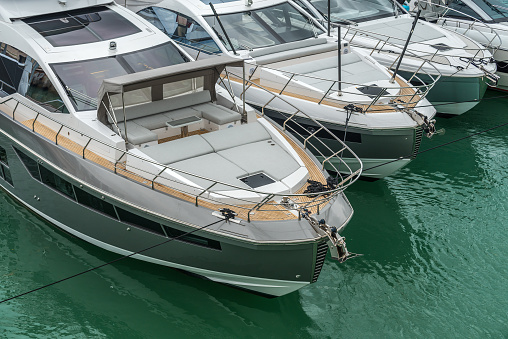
[250,38,328,58]
[254,43,337,65]
[117,121,158,145]
[142,134,214,165]
[201,122,271,152]
[170,153,250,191]
[280,53,361,75]
[194,103,241,125]
[108,90,211,123]
[218,140,301,181]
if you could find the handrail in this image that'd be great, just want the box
[0,93,362,219]
[241,58,440,113]
[417,1,503,54]
[335,18,495,69]
[222,68,361,176]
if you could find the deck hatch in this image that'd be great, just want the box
[356,85,389,98]
[239,173,275,188]
[431,43,453,51]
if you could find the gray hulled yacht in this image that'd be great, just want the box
[0,0,362,296]
[126,0,439,179]
[296,0,498,114]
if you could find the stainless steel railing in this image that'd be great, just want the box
[0,93,362,221]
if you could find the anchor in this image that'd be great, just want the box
[301,209,360,262]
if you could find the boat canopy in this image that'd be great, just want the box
[97,55,243,124]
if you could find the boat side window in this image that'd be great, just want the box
[74,185,118,219]
[25,65,69,113]
[0,43,28,95]
[39,165,76,200]
[445,0,483,20]
[163,225,222,250]
[137,7,221,54]
[0,145,13,186]
[116,207,165,236]
[14,148,41,181]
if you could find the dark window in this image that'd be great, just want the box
[0,44,27,95]
[25,65,69,113]
[138,7,221,54]
[39,165,75,199]
[163,225,222,250]
[116,207,164,236]
[0,146,12,186]
[0,146,7,165]
[14,148,41,181]
[74,186,117,219]
[23,6,141,47]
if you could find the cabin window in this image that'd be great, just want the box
[445,0,482,20]
[0,43,28,95]
[163,225,222,250]
[138,7,221,54]
[14,148,41,181]
[25,66,69,113]
[74,186,118,219]
[0,145,13,186]
[116,207,165,236]
[39,165,75,200]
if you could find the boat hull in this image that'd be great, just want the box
[0,116,351,297]
[398,71,489,115]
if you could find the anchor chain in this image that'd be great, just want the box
[301,208,361,263]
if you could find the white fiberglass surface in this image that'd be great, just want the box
[203,2,324,51]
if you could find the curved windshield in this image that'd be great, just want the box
[307,0,402,23]
[204,3,324,51]
[467,0,508,21]
[444,0,484,20]
[51,42,189,111]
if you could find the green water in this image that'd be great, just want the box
[1,91,507,338]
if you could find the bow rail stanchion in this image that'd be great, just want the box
[391,9,422,83]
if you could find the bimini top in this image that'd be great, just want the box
[0,0,113,22]
[97,55,243,123]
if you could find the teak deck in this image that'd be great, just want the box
[21,119,331,222]
[228,74,420,113]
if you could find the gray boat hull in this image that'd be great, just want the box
[0,114,352,297]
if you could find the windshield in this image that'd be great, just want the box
[468,0,508,21]
[204,2,324,51]
[51,42,189,111]
[307,0,402,23]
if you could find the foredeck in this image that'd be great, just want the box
[21,118,330,222]
[232,75,420,113]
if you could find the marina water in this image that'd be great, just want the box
[0,91,507,337]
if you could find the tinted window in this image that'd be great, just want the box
[446,0,483,20]
[23,6,141,47]
[164,225,222,250]
[14,148,41,181]
[40,166,75,199]
[2,166,12,186]
[51,42,188,111]
[26,65,69,113]
[0,146,7,165]
[0,44,27,95]
[74,186,117,219]
[116,207,165,235]
[138,7,221,54]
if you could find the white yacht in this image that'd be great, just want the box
[126,0,439,180]
[0,0,363,297]
[414,0,508,91]
[296,0,498,114]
